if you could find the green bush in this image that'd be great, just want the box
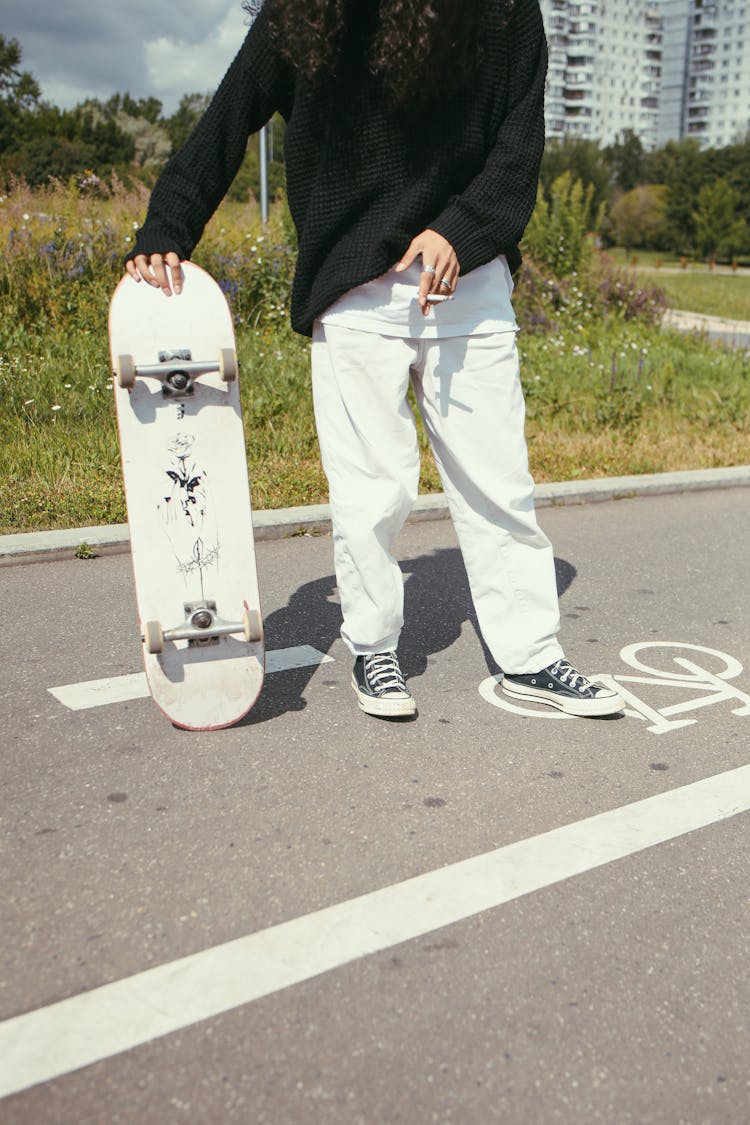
[523,172,598,277]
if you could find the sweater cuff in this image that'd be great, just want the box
[428,203,493,275]
[124,222,193,265]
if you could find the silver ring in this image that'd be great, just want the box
[422,264,437,276]
[440,277,452,290]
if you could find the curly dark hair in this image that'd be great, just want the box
[243,0,515,106]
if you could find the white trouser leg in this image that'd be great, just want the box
[311,323,420,655]
[414,332,564,673]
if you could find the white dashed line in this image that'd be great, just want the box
[47,646,333,711]
[2,763,750,1099]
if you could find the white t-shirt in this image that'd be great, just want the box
[318,255,517,338]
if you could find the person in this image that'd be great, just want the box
[125,0,624,720]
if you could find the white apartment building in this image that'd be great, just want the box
[541,0,750,149]
[541,0,664,148]
[658,0,750,147]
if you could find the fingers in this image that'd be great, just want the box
[126,252,184,296]
[415,231,459,315]
[395,237,420,273]
[165,252,183,294]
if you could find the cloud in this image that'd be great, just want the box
[2,1,249,113]
[145,8,248,108]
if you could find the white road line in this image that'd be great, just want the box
[2,763,750,1100]
[48,646,333,711]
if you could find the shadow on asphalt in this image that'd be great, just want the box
[241,550,576,727]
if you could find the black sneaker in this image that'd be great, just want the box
[352,651,416,718]
[502,659,624,717]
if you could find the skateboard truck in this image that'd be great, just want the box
[114,348,238,393]
[142,601,263,654]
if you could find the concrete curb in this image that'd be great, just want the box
[2,465,749,564]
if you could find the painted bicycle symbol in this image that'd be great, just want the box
[479,642,750,735]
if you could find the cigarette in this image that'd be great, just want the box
[425,294,455,304]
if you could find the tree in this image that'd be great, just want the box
[603,129,646,194]
[540,137,611,230]
[692,178,748,261]
[0,35,41,152]
[166,93,212,151]
[524,172,595,276]
[709,134,750,242]
[79,96,171,167]
[2,101,136,186]
[643,138,705,253]
[104,93,164,125]
[609,184,669,251]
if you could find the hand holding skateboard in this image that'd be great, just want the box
[126,251,184,296]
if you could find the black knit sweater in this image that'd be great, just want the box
[127,0,547,337]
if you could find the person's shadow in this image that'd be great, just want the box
[241,544,576,726]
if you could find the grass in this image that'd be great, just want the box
[1,182,749,534]
[636,271,750,321]
[606,247,750,271]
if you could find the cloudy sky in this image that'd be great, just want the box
[3,1,250,114]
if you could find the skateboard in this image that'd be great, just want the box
[109,261,264,730]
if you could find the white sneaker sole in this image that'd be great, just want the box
[502,679,625,718]
[351,677,417,718]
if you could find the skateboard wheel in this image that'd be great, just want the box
[243,609,263,644]
[143,620,164,654]
[219,348,238,382]
[116,354,136,389]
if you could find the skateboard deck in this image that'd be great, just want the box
[109,261,264,730]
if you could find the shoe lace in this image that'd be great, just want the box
[365,652,407,694]
[549,659,590,691]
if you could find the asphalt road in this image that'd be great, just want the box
[2,487,750,1124]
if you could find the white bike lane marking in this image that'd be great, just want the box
[48,646,333,711]
[480,642,750,735]
[2,763,750,1100]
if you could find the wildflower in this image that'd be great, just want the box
[64,383,72,389]
[22,212,30,220]
[51,405,61,411]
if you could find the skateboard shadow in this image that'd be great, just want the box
[239,547,576,726]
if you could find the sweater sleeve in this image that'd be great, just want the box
[428,0,547,274]
[127,5,291,263]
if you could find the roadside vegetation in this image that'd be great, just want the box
[1,177,748,535]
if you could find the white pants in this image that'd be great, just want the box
[311,323,564,673]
